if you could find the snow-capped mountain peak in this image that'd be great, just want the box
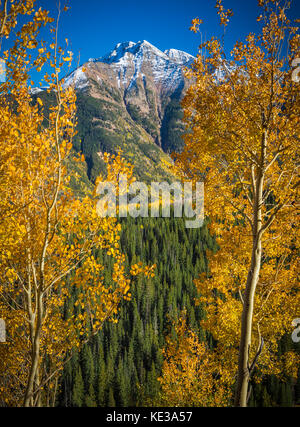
[63,41,195,93]
[97,41,138,64]
[92,40,194,66]
[93,40,169,64]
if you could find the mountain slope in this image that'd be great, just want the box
[36,41,194,183]
[65,41,194,182]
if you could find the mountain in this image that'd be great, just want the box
[59,40,195,182]
[65,40,194,99]
[33,42,239,184]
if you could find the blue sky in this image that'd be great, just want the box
[6,0,295,85]
[40,0,299,62]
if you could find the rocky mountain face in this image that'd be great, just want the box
[39,41,195,182]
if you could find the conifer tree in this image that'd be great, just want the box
[72,367,84,408]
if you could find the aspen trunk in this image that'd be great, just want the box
[24,292,43,407]
[234,237,262,406]
[24,334,40,406]
[235,132,266,407]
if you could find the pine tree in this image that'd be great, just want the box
[72,367,84,407]
[85,384,97,407]
[108,387,116,407]
[97,351,107,406]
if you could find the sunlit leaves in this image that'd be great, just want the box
[172,0,300,405]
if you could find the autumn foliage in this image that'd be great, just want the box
[0,0,155,407]
[157,312,233,407]
[161,0,300,407]
[0,0,299,408]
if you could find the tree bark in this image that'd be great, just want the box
[234,131,266,407]
[24,291,43,407]
[234,237,262,406]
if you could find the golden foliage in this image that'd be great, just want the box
[0,1,155,407]
[170,0,300,406]
[157,313,233,407]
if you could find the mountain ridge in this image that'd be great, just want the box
[64,40,194,95]
[36,40,195,183]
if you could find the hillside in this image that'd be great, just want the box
[37,40,194,182]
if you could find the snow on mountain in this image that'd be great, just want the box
[36,41,237,98]
[65,40,195,92]
[49,40,197,172]
[98,40,194,91]
[164,49,194,65]
[62,67,89,90]
[30,87,46,95]
[96,40,170,64]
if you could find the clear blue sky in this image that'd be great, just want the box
[39,0,299,62]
